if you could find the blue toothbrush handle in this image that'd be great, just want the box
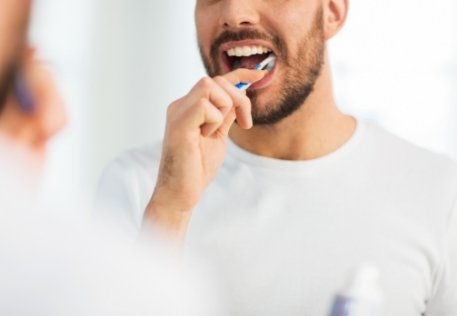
[236,82,249,90]
[13,71,36,113]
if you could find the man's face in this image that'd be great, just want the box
[0,0,30,107]
[196,0,325,125]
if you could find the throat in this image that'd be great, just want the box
[229,114,357,161]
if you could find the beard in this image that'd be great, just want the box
[199,7,325,126]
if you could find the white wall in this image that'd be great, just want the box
[330,0,457,158]
[29,0,457,203]
[89,0,205,192]
[29,0,94,206]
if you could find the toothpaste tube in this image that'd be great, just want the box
[329,265,384,316]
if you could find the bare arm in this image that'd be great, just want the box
[142,69,266,245]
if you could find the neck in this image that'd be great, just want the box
[229,55,356,161]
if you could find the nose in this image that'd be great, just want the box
[220,0,260,29]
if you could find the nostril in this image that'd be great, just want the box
[223,20,254,29]
[222,13,258,28]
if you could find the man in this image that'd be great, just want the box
[96,0,457,315]
[0,2,220,315]
[0,0,28,104]
[0,0,66,167]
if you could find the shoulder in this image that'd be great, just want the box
[95,142,163,231]
[98,141,163,204]
[106,142,163,173]
[360,121,457,226]
[363,121,457,182]
[99,142,164,188]
[97,141,164,201]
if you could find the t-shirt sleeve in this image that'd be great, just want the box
[94,157,153,237]
[426,199,457,315]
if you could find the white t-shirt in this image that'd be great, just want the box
[0,143,221,316]
[96,120,457,316]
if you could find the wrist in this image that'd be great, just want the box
[143,193,193,239]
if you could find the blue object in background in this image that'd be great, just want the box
[13,71,36,113]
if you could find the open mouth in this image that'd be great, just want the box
[225,46,274,70]
[220,44,278,89]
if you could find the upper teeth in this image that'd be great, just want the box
[226,46,272,57]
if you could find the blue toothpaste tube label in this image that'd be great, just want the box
[329,295,382,316]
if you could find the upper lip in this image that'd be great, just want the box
[219,40,277,56]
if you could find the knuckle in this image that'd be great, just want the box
[213,76,226,85]
[212,113,224,127]
[222,93,234,108]
[227,98,235,110]
[166,97,185,122]
[195,98,208,111]
[166,101,177,116]
[215,116,224,126]
[198,76,213,89]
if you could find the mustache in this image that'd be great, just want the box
[210,29,287,63]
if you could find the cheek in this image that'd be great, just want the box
[267,4,320,56]
[195,11,218,54]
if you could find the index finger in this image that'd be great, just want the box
[222,68,266,86]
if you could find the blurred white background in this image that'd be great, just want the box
[29,0,457,206]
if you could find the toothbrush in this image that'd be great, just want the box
[13,71,35,113]
[235,54,276,90]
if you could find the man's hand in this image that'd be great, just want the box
[144,68,265,241]
[0,47,67,167]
